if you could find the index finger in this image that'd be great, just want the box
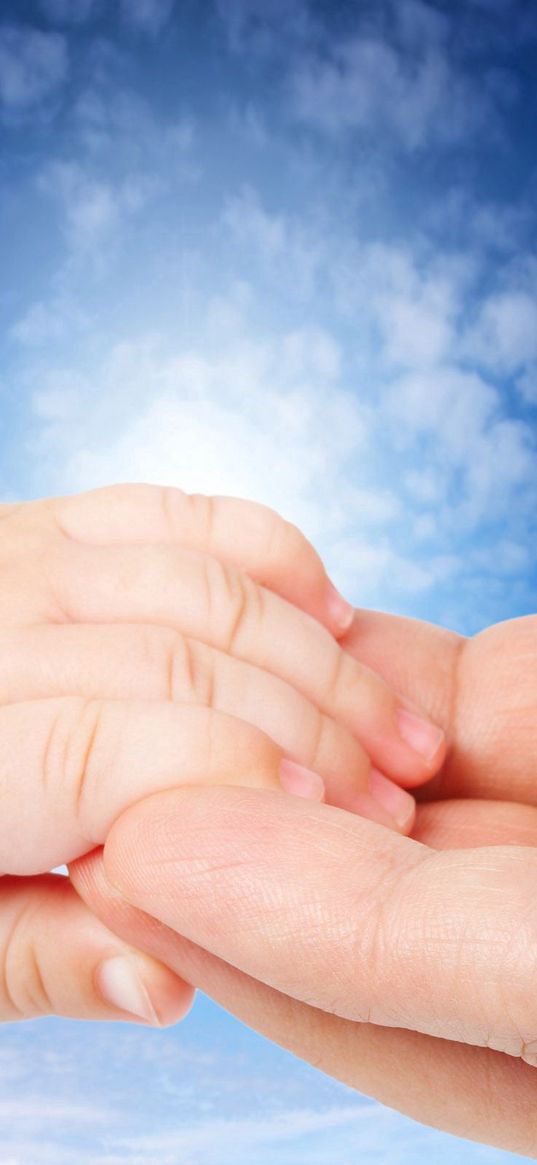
[45,483,355,638]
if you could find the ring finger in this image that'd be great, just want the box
[0,622,412,822]
[39,540,446,789]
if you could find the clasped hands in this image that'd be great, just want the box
[2,483,537,1156]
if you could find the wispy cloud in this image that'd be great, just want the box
[290,34,498,151]
[23,327,369,546]
[1,6,536,1162]
[0,24,68,120]
[39,0,176,33]
[464,290,537,376]
[1,1,535,638]
[37,159,159,256]
[10,294,88,347]
[216,0,513,153]
[216,0,317,57]
[38,0,98,23]
[119,0,176,36]
[0,1014,514,1165]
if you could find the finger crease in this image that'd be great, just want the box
[73,704,100,823]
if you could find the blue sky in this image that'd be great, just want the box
[0,0,536,1159]
[0,1003,527,1165]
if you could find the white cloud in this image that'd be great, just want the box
[328,538,436,596]
[393,0,450,49]
[290,35,492,150]
[70,85,197,192]
[11,296,88,347]
[39,161,117,241]
[221,198,470,373]
[37,160,161,257]
[119,0,175,36]
[224,186,287,258]
[225,100,270,148]
[0,1098,110,1123]
[384,366,500,462]
[516,364,537,405]
[464,289,537,375]
[405,469,448,505]
[374,288,455,369]
[216,0,316,56]
[1,1020,449,1165]
[117,1105,371,1154]
[24,330,370,554]
[384,366,536,536]
[0,25,67,117]
[223,187,323,301]
[19,183,536,616]
[23,297,533,621]
[473,538,531,575]
[39,0,98,23]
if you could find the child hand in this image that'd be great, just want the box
[0,482,445,1024]
[2,482,446,863]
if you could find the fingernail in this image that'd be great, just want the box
[325,582,355,635]
[279,759,326,801]
[96,956,160,1025]
[396,706,445,764]
[368,768,416,830]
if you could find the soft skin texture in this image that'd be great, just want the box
[71,612,537,1158]
[0,483,443,1025]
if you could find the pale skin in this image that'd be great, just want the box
[72,611,537,1158]
[6,484,536,1157]
[0,482,444,1026]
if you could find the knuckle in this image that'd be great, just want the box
[162,631,215,707]
[342,854,409,1015]
[203,556,263,654]
[42,698,104,823]
[188,492,217,542]
[304,709,327,773]
[263,507,308,567]
[325,644,349,704]
[3,895,51,1019]
[158,484,189,538]
[335,652,390,721]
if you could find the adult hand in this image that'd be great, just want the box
[71,611,537,1157]
[0,484,444,1026]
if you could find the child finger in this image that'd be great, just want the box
[0,872,193,1025]
[0,623,372,814]
[46,540,446,789]
[0,695,330,875]
[48,483,354,637]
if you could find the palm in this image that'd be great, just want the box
[72,610,537,1153]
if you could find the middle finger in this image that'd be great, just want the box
[40,541,446,788]
[0,623,405,819]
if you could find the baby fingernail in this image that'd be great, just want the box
[96,956,161,1025]
[279,759,326,801]
[325,582,355,635]
[369,768,416,830]
[396,706,445,764]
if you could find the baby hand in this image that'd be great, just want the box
[0,483,445,1024]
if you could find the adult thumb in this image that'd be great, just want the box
[102,784,537,1068]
